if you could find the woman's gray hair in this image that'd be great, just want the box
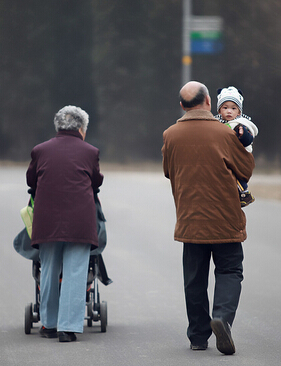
[54,105,89,133]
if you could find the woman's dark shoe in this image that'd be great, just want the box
[39,326,58,338]
[59,331,77,342]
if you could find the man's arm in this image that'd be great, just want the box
[162,132,170,179]
[225,133,255,183]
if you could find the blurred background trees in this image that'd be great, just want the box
[0,0,280,166]
[0,0,97,159]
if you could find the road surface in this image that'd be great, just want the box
[0,166,281,365]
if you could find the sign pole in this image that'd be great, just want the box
[182,0,192,85]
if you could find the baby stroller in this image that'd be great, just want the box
[13,192,112,334]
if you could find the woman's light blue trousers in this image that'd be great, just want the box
[39,242,91,333]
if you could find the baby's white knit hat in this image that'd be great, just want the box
[217,86,244,113]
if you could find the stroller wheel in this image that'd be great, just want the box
[87,302,93,327]
[100,301,107,333]
[25,303,33,334]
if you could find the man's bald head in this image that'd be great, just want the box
[179,81,211,111]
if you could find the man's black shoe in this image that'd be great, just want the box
[59,331,77,342]
[39,326,58,338]
[210,318,235,355]
[190,342,208,350]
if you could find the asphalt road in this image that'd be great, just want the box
[1,166,281,366]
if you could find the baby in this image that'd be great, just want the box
[215,86,258,207]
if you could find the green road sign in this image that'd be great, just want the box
[191,30,222,40]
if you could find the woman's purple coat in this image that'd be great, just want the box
[26,130,103,249]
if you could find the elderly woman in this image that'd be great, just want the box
[26,106,103,342]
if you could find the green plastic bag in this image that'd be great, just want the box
[20,196,34,239]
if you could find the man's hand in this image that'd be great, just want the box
[234,124,253,147]
[234,124,244,137]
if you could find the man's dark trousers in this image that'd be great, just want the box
[183,242,244,345]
